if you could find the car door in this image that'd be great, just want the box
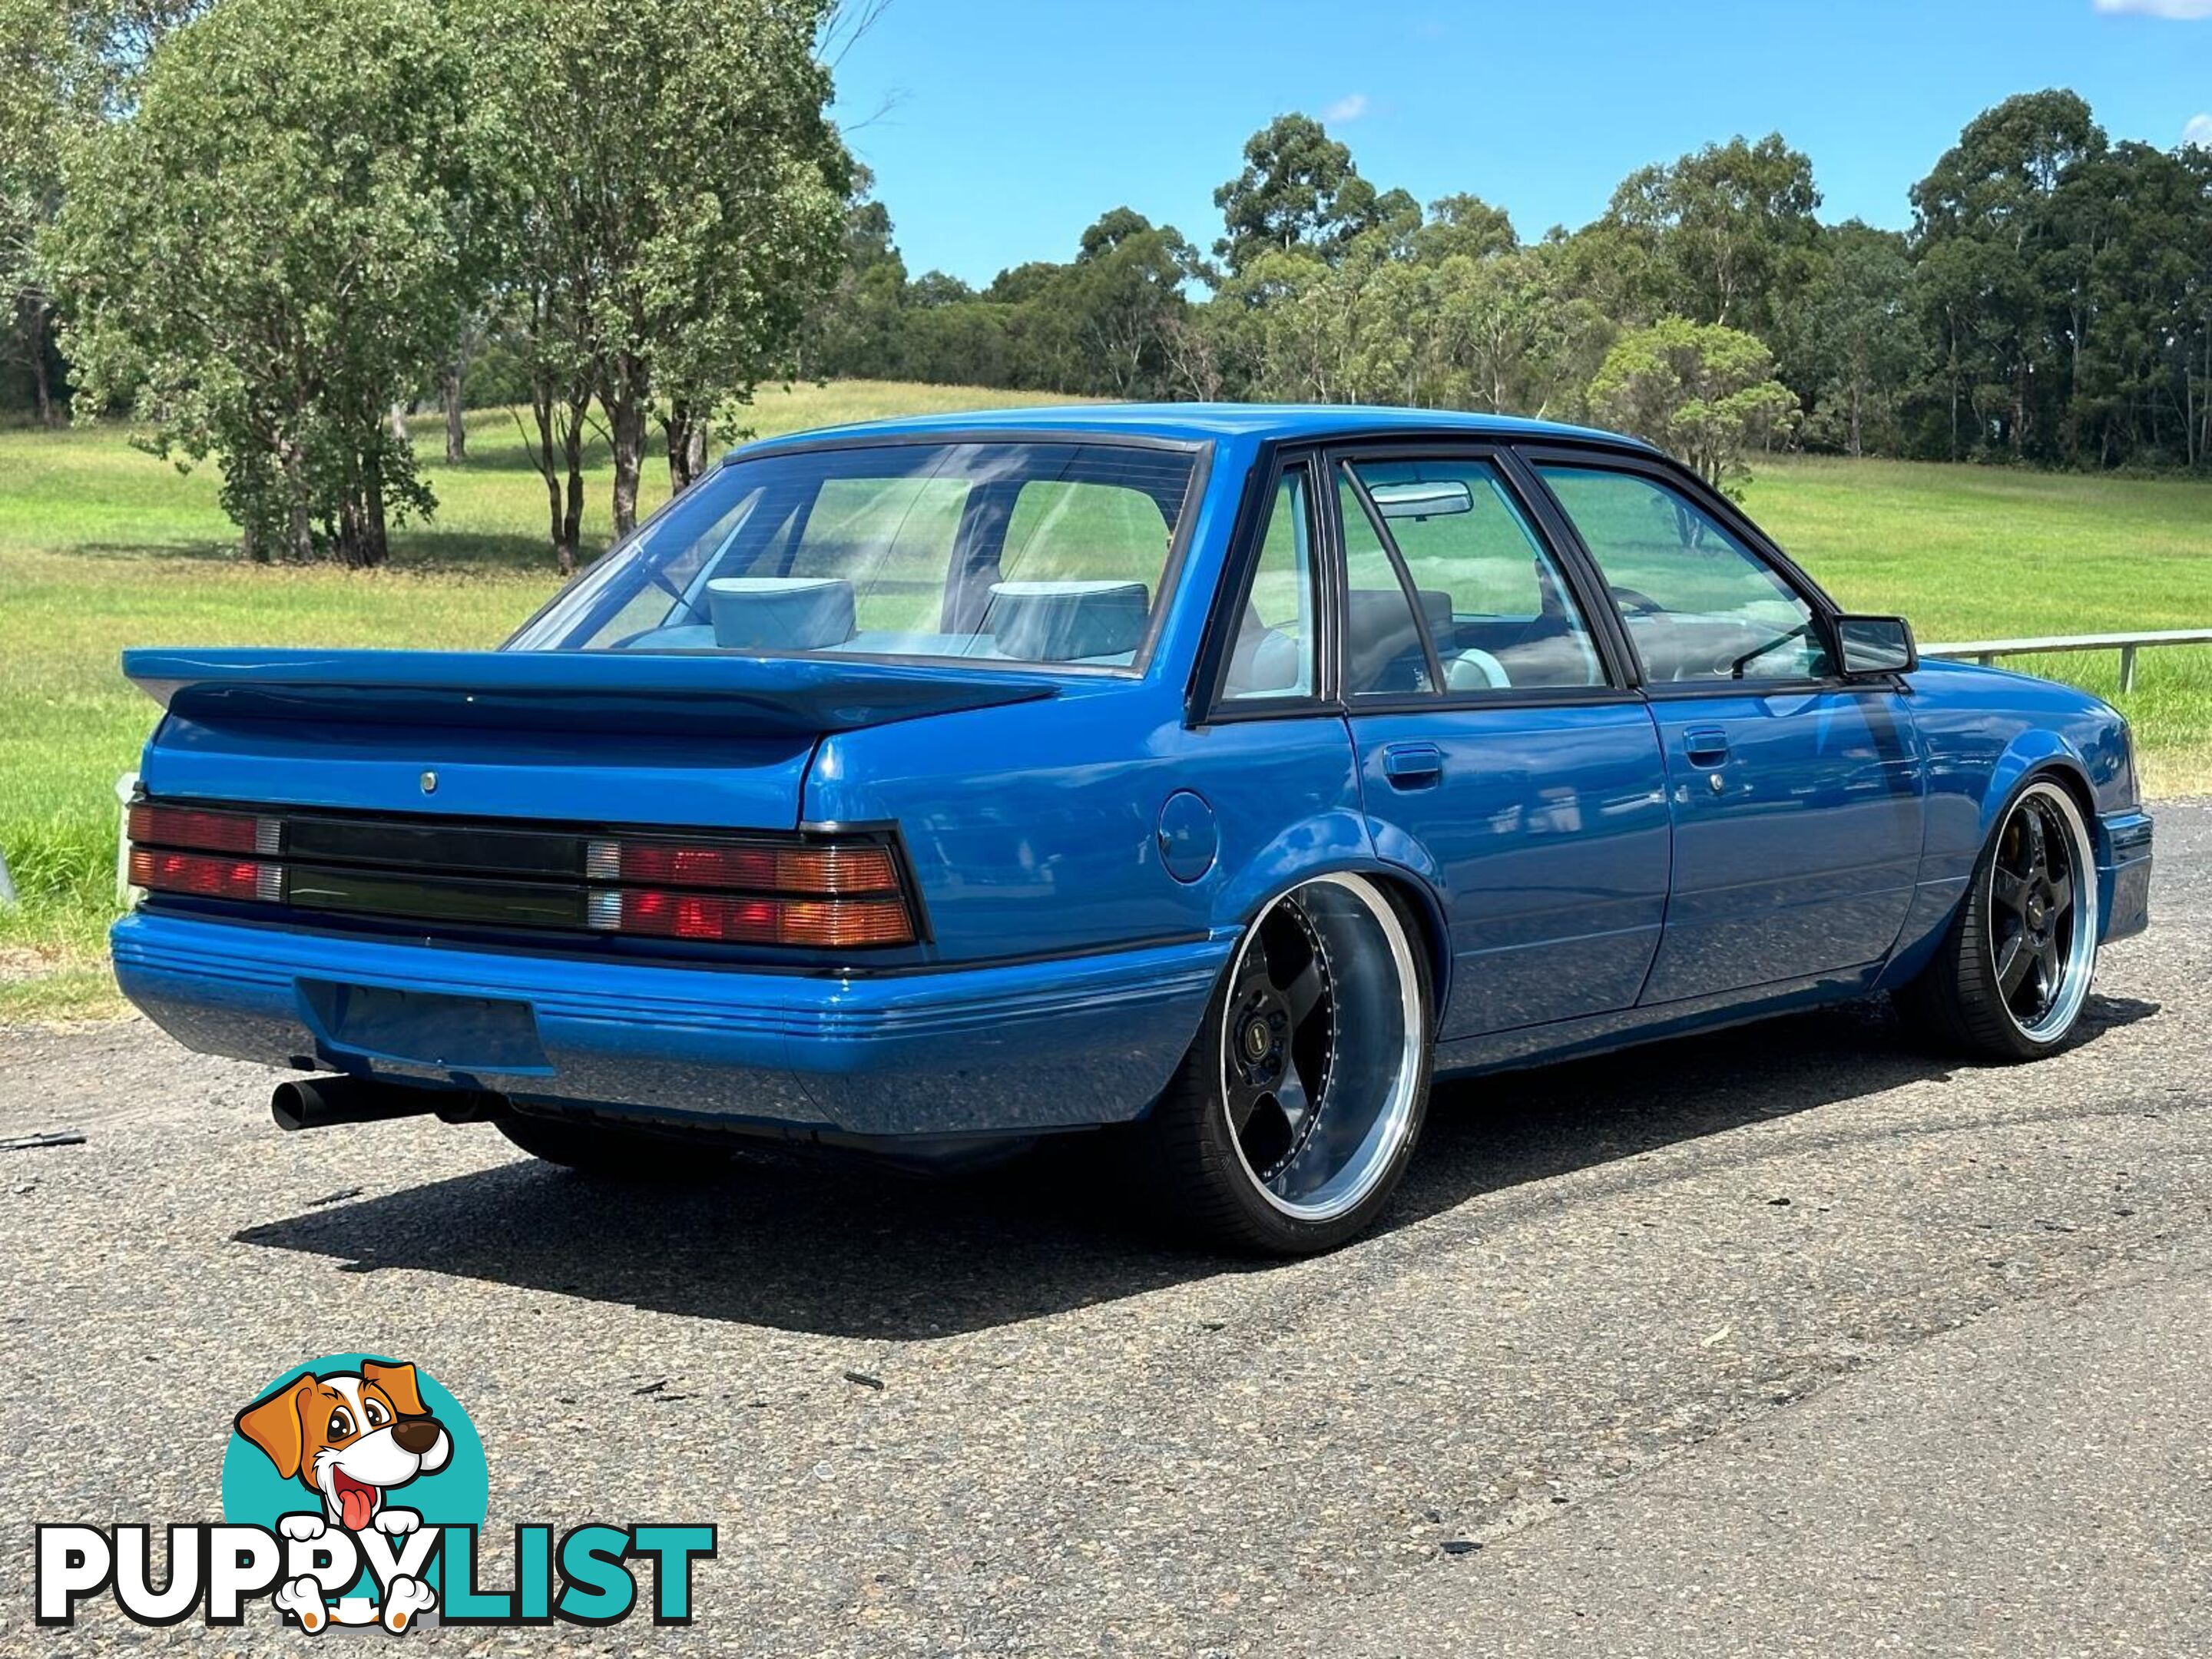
[1330,448,1672,1040]
[1527,454,1925,1003]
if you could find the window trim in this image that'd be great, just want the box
[1322,440,1637,710]
[1190,432,1887,728]
[1192,446,1333,722]
[1515,444,1859,697]
[1336,462,1448,699]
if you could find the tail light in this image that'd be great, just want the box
[584,833,916,948]
[125,796,919,951]
[126,803,286,903]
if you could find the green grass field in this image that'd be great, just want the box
[3,382,2207,1019]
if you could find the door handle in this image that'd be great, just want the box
[1381,742,1443,787]
[1682,727,1730,766]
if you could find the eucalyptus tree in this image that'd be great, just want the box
[798,167,909,384]
[1213,114,1415,277]
[473,0,852,545]
[0,0,203,424]
[1061,208,1200,397]
[1909,90,2106,458]
[2045,140,2212,465]
[1588,318,1798,494]
[1434,242,1610,420]
[1604,133,1822,333]
[1793,222,1921,457]
[48,0,489,565]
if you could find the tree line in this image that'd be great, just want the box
[806,96,2212,482]
[4,1,2208,572]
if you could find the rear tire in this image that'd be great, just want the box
[1140,873,1433,1255]
[495,1111,732,1182]
[1895,777,2100,1061]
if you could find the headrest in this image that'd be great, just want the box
[1345,586,1453,694]
[707,577,856,652]
[1345,588,1452,644]
[987,580,1148,662]
[1226,602,1308,697]
[1414,588,1453,640]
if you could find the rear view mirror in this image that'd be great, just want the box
[1370,480,1473,522]
[1836,614,1917,677]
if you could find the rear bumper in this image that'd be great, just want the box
[111,912,1229,1138]
[2099,808,2153,944]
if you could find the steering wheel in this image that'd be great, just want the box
[1608,584,1666,618]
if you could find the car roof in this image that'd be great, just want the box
[734,402,1654,455]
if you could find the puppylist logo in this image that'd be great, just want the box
[36,1353,714,1633]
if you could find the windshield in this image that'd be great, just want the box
[506,439,1200,671]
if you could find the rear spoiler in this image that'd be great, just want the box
[121,648,1064,738]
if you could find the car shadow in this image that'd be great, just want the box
[1396,990,2157,1220]
[234,993,2159,1341]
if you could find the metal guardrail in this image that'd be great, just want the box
[1922,628,2212,693]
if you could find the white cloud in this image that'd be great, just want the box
[2094,0,2212,16]
[2187,113,2212,148]
[1322,93,1369,124]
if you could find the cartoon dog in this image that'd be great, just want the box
[235,1363,451,1637]
[236,1359,452,1631]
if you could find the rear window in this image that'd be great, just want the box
[508,441,1200,671]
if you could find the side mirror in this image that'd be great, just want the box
[1836,614,1917,677]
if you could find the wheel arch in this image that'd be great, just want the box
[1981,737,2105,863]
[1210,824,1452,1025]
[1362,869,1451,1022]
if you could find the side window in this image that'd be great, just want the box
[1346,459,1604,691]
[1220,466,1317,701]
[1339,472,1437,697]
[1538,465,1834,684]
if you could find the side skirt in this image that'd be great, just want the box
[1430,964,1886,1083]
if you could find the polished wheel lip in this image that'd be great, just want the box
[1220,873,1423,1224]
[1990,780,2098,1045]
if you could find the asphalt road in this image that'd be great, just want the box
[2,801,2207,1657]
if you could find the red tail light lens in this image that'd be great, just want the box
[128,847,284,902]
[127,803,280,856]
[591,889,915,947]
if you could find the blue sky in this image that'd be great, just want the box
[827,0,2212,284]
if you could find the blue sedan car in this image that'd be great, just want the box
[114,406,2153,1253]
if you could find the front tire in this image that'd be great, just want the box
[1896,777,2100,1061]
[1141,873,1433,1254]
